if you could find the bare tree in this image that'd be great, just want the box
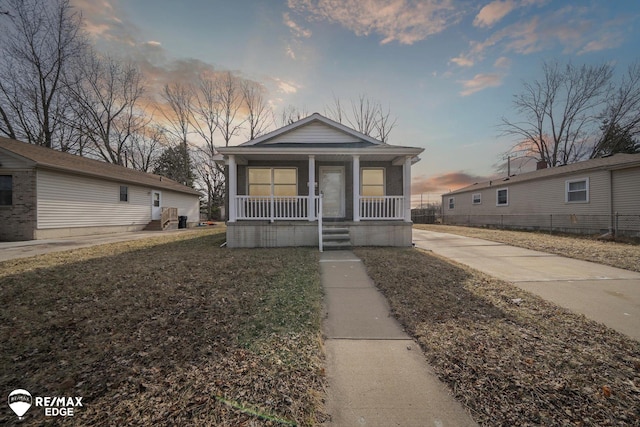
[126,124,165,172]
[592,62,640,157]
[324,95,397,142]
[0,0,86,148]
[161,82,193,145]
[191,75,218,148]
[241,80,273,140]
[69,54,147,165]
[501,61,613,167]
[214,71,245,146]
[280,104,309,126]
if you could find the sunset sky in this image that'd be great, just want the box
[72,0,640,203]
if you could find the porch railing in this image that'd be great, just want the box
[236,196,318,220]
[359,196,405,220]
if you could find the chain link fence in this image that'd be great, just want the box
[442,213,640,237]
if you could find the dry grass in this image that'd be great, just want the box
[0,229,326,426]
[354,247,640,427]
[414,224,640,273]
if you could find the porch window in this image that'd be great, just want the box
[361,168,385,196]
[566,178,589,203]
[119,185,128,202]
[248,168,297,196]
[0,175,12,206]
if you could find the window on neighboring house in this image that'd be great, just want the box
[248,168,297,196]
[0,175,12,206]
[119,185,128,202]
[566,178,589,203]
[448,197,455,209]
[496,188,508,206]
[361,168,385,196]
[472,193,481,205]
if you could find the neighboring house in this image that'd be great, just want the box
[442,153,640,236]
[216,113,424,248]
[0,137,201,241]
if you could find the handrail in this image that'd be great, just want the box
[359,196,404,220]
[318,194,323,252]
[161,207,178,229]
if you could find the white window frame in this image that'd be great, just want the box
[360,167,385,197]
[448,197,455,209]
[565,177,589,203]
[119,185,129,203]
[472,193,481,205]
[496,188,508,206]
[247,167,298,197]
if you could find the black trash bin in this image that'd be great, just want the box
[178,216,187,229]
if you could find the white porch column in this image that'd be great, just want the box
[228,155,237,222]
[353,155,360,222]
[403,156,412,222]
[308,155,316,221]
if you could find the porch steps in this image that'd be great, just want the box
[322,227,351,250]
[143,220,163,231]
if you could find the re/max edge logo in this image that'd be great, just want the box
[8,389,83,419]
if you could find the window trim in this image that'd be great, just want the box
[565,177,589,203]
[472,193,482,205]
[448,197,455,210]
[360,167,386,197]
[119,185,129,203]
[247,167,298,197]
[0,175,12,206]
[496,188,509,207]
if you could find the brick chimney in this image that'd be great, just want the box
[536,160,548,170]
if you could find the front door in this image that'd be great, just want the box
[319,166,345,218]
[151,191,161,220]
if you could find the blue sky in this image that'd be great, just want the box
[73,0,640,201]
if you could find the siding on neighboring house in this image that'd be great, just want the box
[612,167,640,214]
[445,170,612,216]
[36,169,150,229]
[261,121,360,144]
[162,190,200,222]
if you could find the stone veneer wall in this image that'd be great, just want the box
[0,169,37,241]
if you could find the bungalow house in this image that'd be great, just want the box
[216,113,424,248]
[0,137,201,241]
[442,153,640,236]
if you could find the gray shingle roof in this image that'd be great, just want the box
[447,153,640,195]
[0,137,201,196]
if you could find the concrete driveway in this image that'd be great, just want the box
[413,229,640,341]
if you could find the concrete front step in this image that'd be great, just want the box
[322,226,352,250]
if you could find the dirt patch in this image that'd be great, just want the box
[0,229,326,426]
[414,224,640,273]
[354,247,640,426]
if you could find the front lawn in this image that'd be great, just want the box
[354,247,640,426]
[0,229,326,426]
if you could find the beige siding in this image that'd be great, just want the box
[612,167,640,214]
[446,170,612,216]
[263,122,361,144]
[37,169,150,229]
[162,190,200,222]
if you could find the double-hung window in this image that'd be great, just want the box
[566,178,589,203]
[361,168,385,196]
[496,188,508,206]
[248,168,297,196]
[448,197,455,209]
[119,185,129,202]
[0,175,12,206]
[472,193,481,205]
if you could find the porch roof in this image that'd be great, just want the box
[216,145,423,163]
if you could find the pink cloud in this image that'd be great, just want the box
[412,171,496,194]
[458,73,503,96]
[473,0,516,28]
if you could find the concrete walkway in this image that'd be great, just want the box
[413,229,640,341]
[320,250,477,427]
